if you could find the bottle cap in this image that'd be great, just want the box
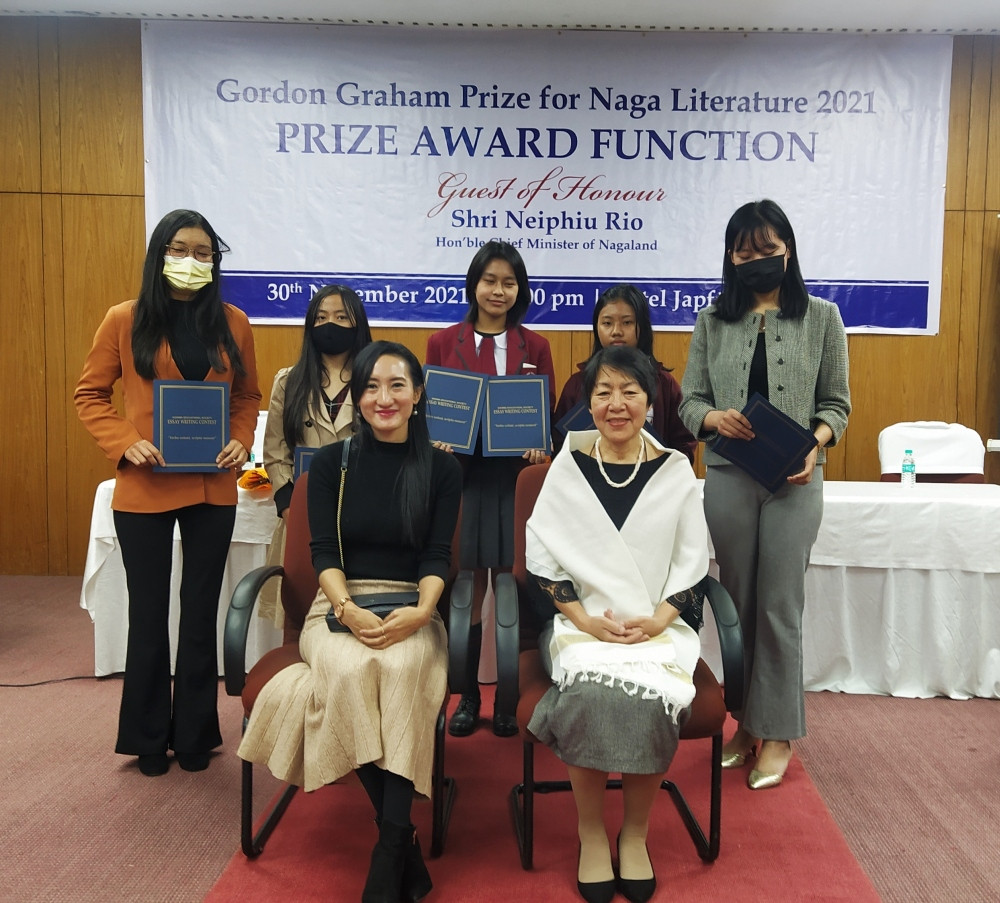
[904,449,912,454]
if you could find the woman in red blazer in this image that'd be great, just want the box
[75,209,261,776]
[425,241,554,737]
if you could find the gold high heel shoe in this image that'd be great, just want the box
[720,743,756,769]
[747,741,791,790]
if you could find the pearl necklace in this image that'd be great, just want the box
[594,436,645,488]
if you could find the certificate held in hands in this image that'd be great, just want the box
[712,392,817,492]
[152,379,229,473]
[483,375,551,457]
[423,365,486,454]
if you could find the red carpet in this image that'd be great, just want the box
[206,687,879,902]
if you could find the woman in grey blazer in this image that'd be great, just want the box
[680,200,850,790]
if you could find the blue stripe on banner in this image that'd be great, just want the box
[221,273,928,330]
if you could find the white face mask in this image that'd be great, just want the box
[163,255,214,292]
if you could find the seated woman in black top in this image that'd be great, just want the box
[238,341,462,903]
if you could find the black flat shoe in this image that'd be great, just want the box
[576,843,616,903]
[492,712,518,737]
[447,694,481,737]
[137,754,169,776]
[176,752,210,772]
[616,834,656,903]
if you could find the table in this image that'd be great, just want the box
[80,479,283,677]
[700,480,1000,699]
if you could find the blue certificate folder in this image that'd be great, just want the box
[711,392,817,492]
[483,375,551,457]
[293,446,319,480]
[423,366,487,453]
[152,380,229,472]
[554,400,595,436]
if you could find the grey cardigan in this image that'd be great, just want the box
[679,296,850,466]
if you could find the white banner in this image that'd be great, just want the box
[142,22,951,333]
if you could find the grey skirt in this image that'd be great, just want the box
[526,624,686,775]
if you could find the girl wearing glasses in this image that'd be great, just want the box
[75,208,261,776]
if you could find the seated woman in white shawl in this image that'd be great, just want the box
[527,345,709,903]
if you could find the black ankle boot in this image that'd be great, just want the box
[361,820,409,903]
[400,826,432,902]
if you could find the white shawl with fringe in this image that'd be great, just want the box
[525,430,709,721]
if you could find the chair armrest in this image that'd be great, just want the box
[494,572,520,718]
[700,575,744,712]
[447,569,473,696]
[223,564,284,697]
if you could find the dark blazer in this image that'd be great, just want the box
[425,321,556,410]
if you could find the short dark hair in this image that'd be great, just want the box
[463,240,532,325]
[132,208,242,379]
[582,345,659,408]
[350,341,432,546]
[591,283,655,358]
[715,199,809,321]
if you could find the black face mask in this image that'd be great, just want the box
[735,253,786,294]
[311,322,357,355]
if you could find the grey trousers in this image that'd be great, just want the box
[703,464,823,740]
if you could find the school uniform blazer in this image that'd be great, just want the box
[263,365,355,511]
[425,321,556,410]
[75,299,262,513]
[679,296,850,467]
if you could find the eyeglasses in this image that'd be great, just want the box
[165,244,216,263]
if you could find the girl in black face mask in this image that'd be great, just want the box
[258,285,373,625]
[679,199,851,793]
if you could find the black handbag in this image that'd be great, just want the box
[325,438,420,632]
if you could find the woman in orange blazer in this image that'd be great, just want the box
[75,209,261,776]
[425,240,554,738]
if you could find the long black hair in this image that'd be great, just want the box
[714,199,809,322]
[463,240,532,326]
[590,283,660,362]
[350,341,432,547]
[131,209,243,379]
[282,284,372,450]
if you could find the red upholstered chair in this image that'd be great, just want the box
[223,472,464,858]
[493,463,744,867]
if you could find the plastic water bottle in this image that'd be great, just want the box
[901,449,916,488]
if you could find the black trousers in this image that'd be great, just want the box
[113,503,236,756]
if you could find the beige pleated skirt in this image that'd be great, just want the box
[237,579,448,797]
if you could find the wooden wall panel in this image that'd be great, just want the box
[41,193,68,573]
[976,213,1000,483]
[946,39,973,212]
[56,18,143,196]
[0,195,48,572]
[62,195,146,574]
[987,39,1000,211]
[0,19,41,193]
[965,36,994,211]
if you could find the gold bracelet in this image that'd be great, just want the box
[334,596,353,620]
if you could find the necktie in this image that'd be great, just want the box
[475,334,498,375]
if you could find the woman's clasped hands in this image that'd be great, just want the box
[348,604,430,650]
[583,608,669,644]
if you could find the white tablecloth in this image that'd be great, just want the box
[699,480,1000,699]
[80,479,283,677]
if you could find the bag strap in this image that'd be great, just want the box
[336,437,350,565]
